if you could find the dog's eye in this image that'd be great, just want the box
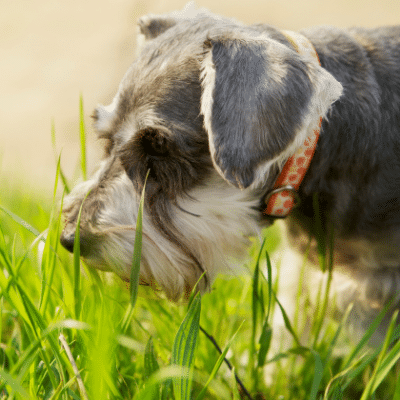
[118,127,176,188]
[140,128,169,157]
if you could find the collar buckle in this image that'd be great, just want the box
[264,185,301,207]
[264,184,302,218]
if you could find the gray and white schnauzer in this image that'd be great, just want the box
[61,4,400,342]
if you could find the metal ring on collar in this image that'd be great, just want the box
[264,184,301,209]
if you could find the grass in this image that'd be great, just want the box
[0,102,400,399]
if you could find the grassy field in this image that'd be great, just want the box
[1,108,400,399]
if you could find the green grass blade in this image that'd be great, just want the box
[308,350,324,400]
[318,307,354,399]
[0,204,41,237]
[145,337,160,378]
[59,165,71,194]
[120,303,135,335]
[161,379,174,400]
[51,118,56,149]
[264,250,273,322]
[10,320,89,386]
[57,152,71,194]
[0,298,2,347]
[130,170,149,308]
[330,384,344,400]
[130,201,143,307]
[256,249,274,377]
[252,237,266,329]
[361,310,400,399]
[144,337,161,400]
[259,261,300,346]
[195,321,243,400]
[272,289,301,347]
[187,272,206,308]
[51,118,70,192]
[258,321,272,367]
[171,293,201,400]
[393,369,400,400]
[0,367,31,399]
[134,366,192,400]
[231,368,241,400]
[250,237,266,386]
[343,299,394,369]
[73,189,91,320]
[39,163,63,313]
[340,350,378,392]
[312,193,326,272]
[52,153,61,200]
[73,221,82,321]
[16,285,66,390]
[39,194,64,314]
[313,225,335,347]
[372,338,400,393]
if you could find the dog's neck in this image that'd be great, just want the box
[263,30,322,219]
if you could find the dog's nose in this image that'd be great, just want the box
[60,231,75,253]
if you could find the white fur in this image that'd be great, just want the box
[177,172,261,274]
[200,47,217,172]
[70,165,261,300]
[135,22,147,55]
[95,96,119,133]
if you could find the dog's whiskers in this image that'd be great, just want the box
[176,204,201,218]
[97,225,136,234]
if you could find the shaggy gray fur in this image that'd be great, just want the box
[61,6,400,343]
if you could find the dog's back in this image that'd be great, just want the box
[286,25,400,238]
[280,25,400,341]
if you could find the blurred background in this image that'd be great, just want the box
[1,0,399,198]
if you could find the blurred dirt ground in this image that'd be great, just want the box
[1,0,399,196]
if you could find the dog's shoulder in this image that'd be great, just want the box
[301,25,400,73]
[301,25,400,51]
[294,26,400,239]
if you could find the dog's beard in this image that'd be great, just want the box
[69,170,262,300]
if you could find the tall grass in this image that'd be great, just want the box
[0,101,399,399]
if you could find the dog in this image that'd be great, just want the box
[60,4,400,343]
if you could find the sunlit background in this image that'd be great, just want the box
[2,0,399,197]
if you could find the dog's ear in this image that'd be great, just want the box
[200,34,343,189]
[137,15,177,41]
[137,2,200,42]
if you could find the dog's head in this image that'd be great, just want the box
[60,6,342,300]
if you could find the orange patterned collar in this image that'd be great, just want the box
[264,31,322,218]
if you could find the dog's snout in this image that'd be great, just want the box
[60,223,92,256]
[60,231,75,253]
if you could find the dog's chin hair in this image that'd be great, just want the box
[79,173,197,301]
[84,230,196,301]
[176,171,261,270]
[84,171,261,301]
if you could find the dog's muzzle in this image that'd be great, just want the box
[60,229,75,253]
